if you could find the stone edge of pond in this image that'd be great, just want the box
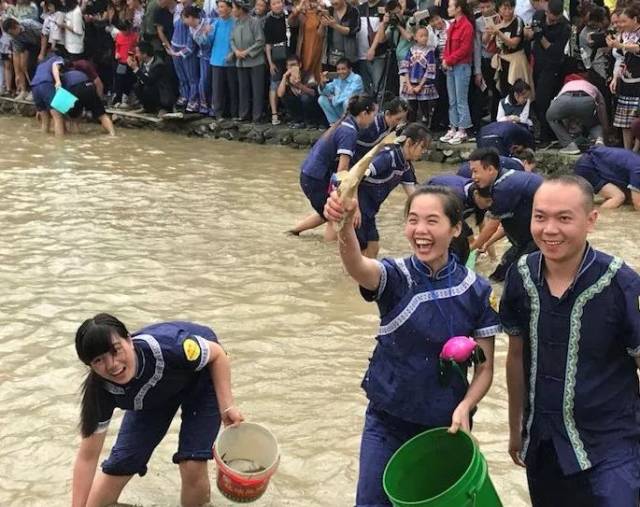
[0,97,579,175]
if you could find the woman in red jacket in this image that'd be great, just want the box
[439,0,474,145]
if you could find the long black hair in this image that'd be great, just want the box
[76,313,129,437]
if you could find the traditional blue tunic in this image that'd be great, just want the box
[500,247,640,505]
[356,255,500,506]
[96,321,220,476]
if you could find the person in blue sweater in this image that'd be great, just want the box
[208,0,237,119]
[573,146,640,211]
[184,5,214,115]
[71,314,243,507]
[318,58,365,125]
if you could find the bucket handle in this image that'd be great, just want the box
[467,486,478,507]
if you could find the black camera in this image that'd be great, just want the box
[606,27,617,36]
[531,18,543,34]
[388,12,402,26]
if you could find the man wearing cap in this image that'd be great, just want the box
[501,174,640,505]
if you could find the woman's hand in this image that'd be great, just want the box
[508,431,526,467]
[269,62,277,75]
[610,76,617,94]
[324,190,356,223]
[221,406,244,427]
[366,47,375,61]
[448,401,471,434]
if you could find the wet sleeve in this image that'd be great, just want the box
[616,266,640,357]
[95,390,116,434]
[360,258,411,316]
[334,126,358,159]
[499,265,526,337]
[473,281,501,339]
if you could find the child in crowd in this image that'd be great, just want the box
[125,0,145,32]
[39,0,64,62]
[184,6,213,115]
[264,0,287,125]
[399,26,439,126]
[170,0,200,112]
[112,20,139,108]
[0,1,13,95]
[496,78,532,127]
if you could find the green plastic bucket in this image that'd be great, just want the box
[50,87,78,114]
[383,428,502,507]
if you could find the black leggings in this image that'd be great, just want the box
[407,99,436,127]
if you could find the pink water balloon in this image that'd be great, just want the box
[439,336,478,363]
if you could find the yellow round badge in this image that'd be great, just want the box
[183,338,201,362]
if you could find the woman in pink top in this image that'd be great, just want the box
[439,0,474,145]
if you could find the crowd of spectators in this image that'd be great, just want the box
[0,0,638,151]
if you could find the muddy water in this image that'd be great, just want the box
[0,118,639,507]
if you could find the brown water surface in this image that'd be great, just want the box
[1,118,639,506]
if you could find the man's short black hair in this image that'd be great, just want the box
[2,18,19,33]
[137,41,154,57]
[468,147,501,170]
[548,0,564,16]
[335,57,352,68]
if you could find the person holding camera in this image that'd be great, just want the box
[439,0,474,145]
[129,40,178,115]
[524,0,570,145]
[277,54,323,127]
[579,6,612,117]
[320,0,360,69]
[317,57,364,124]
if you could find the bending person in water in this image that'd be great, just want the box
[353,97,409,163]
[573,146,640,210]
[289,94,377,238]
[356,122,430,258]
[71,314,243,507]
[325,185,499,507]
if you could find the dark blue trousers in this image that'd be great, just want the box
[527,440,640,507]
[356,405,432,507]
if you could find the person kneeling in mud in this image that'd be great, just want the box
[71,314,244,507]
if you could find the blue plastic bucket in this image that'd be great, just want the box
[50,87,78,114]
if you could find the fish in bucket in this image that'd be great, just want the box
[214,422,279,502]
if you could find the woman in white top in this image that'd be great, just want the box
[59,0,84,57]
[496,77,532,127]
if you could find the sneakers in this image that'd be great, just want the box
[24,91,33,102]
[448,131,468,145]
[594,137,605,146]
[558,142,580,155]
[15,90,27,100]
[439,128,456,143]
[271,114,281,126]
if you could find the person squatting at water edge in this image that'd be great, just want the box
[324,185,500,507]
[71,314,244,507]
[501,175,640,506]
[290,94,377,239]
[356,122,431,259]
[468,147,543,283]
[573,146,640,211]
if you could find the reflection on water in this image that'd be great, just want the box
[0,118,638,507]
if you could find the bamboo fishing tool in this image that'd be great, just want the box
[333,131,401,232]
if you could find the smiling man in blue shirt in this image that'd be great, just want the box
[501,175,640,506]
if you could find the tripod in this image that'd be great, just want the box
[374,43,399,106]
